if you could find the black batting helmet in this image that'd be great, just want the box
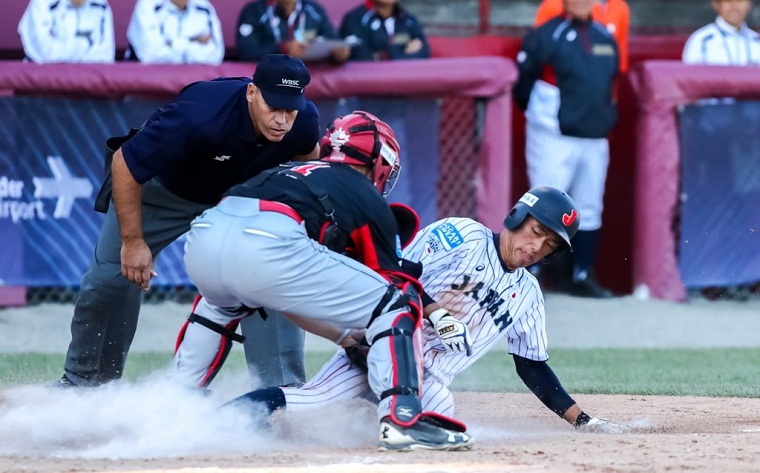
[503,187,580,251]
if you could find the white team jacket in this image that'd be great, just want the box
[682,16,760,66]
[18,0,115,64]
[127,0,225,65]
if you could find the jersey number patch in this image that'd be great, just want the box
[290,163,329,176]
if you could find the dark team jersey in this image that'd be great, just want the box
[225,161,402,273]
[339,1,430,61]
[513,16,619,138]
[236,0,338,61]
[121,77,320,204]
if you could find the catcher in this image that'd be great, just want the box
[227,187,630,434]
[172,111,472,451]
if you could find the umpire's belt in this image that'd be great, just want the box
[259,199,303,224]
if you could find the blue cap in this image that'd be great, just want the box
[252,54,310,111]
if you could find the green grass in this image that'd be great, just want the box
[3,348,759,398]
[451,348,760,397]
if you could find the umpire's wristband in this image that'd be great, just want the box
[574,411,592,428]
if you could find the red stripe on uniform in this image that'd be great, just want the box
[349,224,382,271]
[540,64,557,86]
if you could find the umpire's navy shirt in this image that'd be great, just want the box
[121,77,320,205]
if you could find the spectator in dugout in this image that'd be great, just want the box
[339,0,430,61]
[17,0,115,63]
[534,0,630,73]
[236,0,350,63]
[126,0,224,65]
[682,0,760,65]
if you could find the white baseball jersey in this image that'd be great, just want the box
[682,16,760,66]
[282,217,549,416]
[18,0,115,64]
[127,0,224,65]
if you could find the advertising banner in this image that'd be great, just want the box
[678,100,760,288]
[0,96,438,287]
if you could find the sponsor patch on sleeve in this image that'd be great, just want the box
[427,223,464,253]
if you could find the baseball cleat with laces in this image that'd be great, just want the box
[378,417,474,452]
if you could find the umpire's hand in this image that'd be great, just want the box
[121,237,157,290]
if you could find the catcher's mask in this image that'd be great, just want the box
[319,110,401,196]
[503,186,580,253]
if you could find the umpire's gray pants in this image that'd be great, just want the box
[63,179,305,387]
[240,313,306,387]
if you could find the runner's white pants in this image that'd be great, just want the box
[282,350,455,417]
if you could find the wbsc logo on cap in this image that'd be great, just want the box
[279,78,303,91]
[253,54,310,111]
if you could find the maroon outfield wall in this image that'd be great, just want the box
[629,61,760,301]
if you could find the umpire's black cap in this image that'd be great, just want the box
[252,54,310,111]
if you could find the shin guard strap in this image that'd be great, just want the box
[371,326,413,342]
[188,313,245,343]
[380,386,418,400]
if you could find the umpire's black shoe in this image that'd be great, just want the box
[378,416,473,452]
[567,274,615,299]
[47,374,79,389]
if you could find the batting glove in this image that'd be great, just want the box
[428,308,472,356]
[574,412,631,434]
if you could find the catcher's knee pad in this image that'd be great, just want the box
[369,281,423,327]
[367,310,422,427]
[174,296,245,388]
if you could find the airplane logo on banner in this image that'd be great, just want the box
[33,156,93,219]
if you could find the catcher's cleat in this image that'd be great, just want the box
[378,417,474,452]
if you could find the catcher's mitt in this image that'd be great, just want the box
[344,337,370,372]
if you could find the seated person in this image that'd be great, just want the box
[17,0,115,63]
[682,0,760,65]
[236,0,349,63]
[339,0,430,61]
[126,0,224,65]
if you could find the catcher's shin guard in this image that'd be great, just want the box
[173,297,245,388]
[366,283,424,427]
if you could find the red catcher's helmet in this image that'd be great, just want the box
[319,111,401,196]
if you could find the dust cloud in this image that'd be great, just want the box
[0,370,376,459]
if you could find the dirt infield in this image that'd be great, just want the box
[1,392,758,473]
[1,295,759,472]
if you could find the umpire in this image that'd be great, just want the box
[54,54,320,388]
